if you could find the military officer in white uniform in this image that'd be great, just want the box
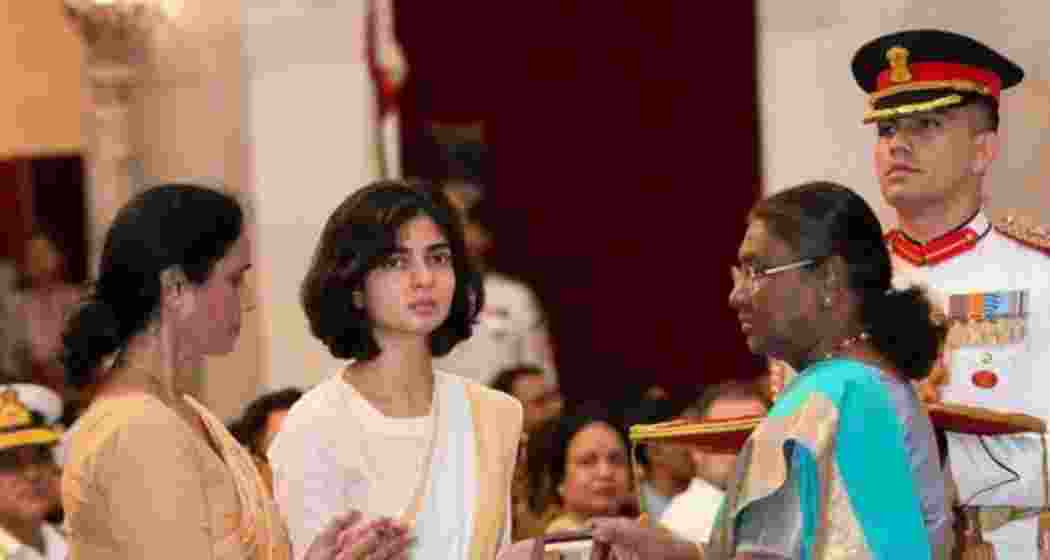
[852,29,1050,557]
[433,181,558,385]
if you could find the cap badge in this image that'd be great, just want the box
[887,46,912,83]
[0,389,32,430]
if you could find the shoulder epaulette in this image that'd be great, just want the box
[993,213,1050,255]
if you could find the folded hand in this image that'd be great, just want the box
[305,511,413,560]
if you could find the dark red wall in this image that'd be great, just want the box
[397,3,762,404]
[1,155,87,284]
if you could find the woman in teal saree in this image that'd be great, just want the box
[705,181,951,560]
[500,182,952,560]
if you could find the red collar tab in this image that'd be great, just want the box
[886,227,980,266]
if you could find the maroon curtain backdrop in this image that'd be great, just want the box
[398,3,761,405]
[0,155,87,283]
[0,160,30,265]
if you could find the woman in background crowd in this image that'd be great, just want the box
[489,364,564,541]
[522,406,634,535]
[229,387,302,494]
[13,233,84,417]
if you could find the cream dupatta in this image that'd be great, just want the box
[183,395,291,560]
[464,381,523,560]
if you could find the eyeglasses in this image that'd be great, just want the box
[731,258,818,293]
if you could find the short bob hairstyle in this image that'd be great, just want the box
[300,179,483,361]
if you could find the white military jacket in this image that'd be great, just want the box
[890,210,1050,556]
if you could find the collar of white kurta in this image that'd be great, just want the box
[886,211,991,266]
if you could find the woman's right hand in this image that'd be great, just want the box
[305,510,413,560]
[589,517,702,560]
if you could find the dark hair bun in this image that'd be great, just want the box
[864,286,947,380]
[61,298,124,388]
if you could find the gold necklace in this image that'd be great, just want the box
[823,331,871,360]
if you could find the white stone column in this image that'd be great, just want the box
[241,2,380,390]
[82,63,138,277]
[64,2,159,277]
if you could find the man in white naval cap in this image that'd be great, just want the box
[0,383,67,560]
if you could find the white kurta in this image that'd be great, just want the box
[892,211,1050,557]
[269,370,480,560]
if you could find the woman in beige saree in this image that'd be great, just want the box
[60,184,411,560]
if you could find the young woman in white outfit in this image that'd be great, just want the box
[270,181,523,560]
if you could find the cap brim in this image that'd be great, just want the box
[0,428,60,451]
[629,416,760,453]
[863,88,968,123]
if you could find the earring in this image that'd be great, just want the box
[823,295,833,307]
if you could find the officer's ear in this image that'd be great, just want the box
[971,128,1000,176]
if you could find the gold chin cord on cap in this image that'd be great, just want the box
[863,94,964,124]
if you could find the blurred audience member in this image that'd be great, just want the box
[526,407,634,534]
[13,233,83,413]
[229,387,303,494]
[433,181,557,385]
[0,383,67,560]
[491,365,563,541]
[490,365,563,434]
[1,261,20,378]
[626,398,694,522]
[643,384,670,401]
[660,380,769,546]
